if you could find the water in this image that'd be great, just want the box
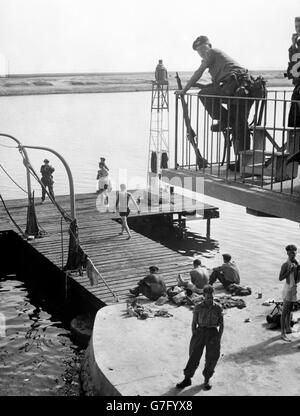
[0,91,160,199]
[0,276,83,396]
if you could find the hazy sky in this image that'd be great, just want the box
[0,0,299,74]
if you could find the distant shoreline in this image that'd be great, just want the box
[0,70,292,97]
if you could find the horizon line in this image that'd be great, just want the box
[3,69,286,78]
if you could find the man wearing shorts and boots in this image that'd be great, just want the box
[279,244,300,342]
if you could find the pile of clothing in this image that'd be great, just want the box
[126,300,173,320]
[167,286,187,305]
[227,284,252,296]
[167,285,247,309]
[214,295,246,309]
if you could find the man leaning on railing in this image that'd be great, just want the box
[176,35,259,171]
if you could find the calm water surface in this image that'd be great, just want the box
[0,276,83,396]
[0,91,158,198]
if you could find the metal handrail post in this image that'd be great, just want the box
[0,133,32,200]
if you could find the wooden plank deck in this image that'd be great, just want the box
[0,190,219,306]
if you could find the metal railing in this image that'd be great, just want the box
[174,89,300,196]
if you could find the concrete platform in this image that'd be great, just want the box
[86,293,300,396]
[90,300,192,396]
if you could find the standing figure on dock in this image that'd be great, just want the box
[40,159,55,203]
[176,284,223,391]
[115,184,140,240]
[287,17,300,127]
[99,157,109,172]
[209,253,240,289]
[96,166,112,194]
[279,244,300,342]
[176,35,254,171]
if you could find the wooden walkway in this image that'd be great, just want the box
[0,191,219,306]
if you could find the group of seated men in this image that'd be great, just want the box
[129,254,240,301]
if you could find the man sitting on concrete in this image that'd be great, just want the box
[190,259,209,290]
[178,259,209,294]
[209,254,240,289]
[129,266,167,301]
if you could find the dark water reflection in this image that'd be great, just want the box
[0,277,83,396]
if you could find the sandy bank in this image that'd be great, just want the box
[0,71,292,97]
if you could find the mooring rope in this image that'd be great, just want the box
[0,194,26,238]
[96,269,120,302]
[65,272,68,300]
[0,163,28,194]
[60,217,64,269]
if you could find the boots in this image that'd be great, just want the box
[176,377,192,389]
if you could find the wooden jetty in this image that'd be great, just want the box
[0,190,219,307]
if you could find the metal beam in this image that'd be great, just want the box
[162,168,300,223]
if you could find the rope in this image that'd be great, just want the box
[65,272,68,300]
[0,163,28,194]
[29,190,47,237]
[0,194,26,238]
[96,267,120,302]
[60,217,64,269]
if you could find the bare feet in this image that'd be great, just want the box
[126,235,132,240]
[286,329,293,334]
[119,232,123,235]
[281,334,291,342]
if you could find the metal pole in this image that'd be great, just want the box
[0,133,32,201]
[23,145,76,219]
[175,94,178,168]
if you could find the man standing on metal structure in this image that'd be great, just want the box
[176,284,224,391]
[40,158,55,203]
[176,35,254,171]
[155,59,168,84]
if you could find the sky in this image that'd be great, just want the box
[0,0,299,74]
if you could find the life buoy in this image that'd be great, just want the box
[151,151,157,173]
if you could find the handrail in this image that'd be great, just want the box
[174,88,300,197]
[183,91,299,104]
[0,133,32,201]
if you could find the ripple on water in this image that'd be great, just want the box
[0,279,83,396]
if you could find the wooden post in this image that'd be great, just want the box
[206,218,211,239]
